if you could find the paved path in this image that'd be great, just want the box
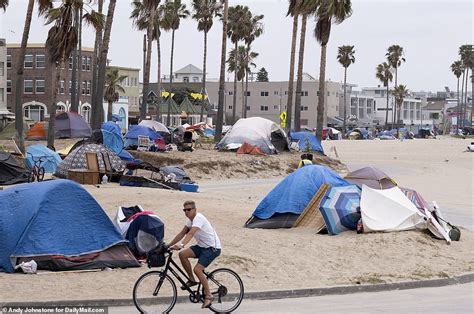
[109,282,474,313]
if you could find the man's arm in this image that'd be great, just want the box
[168,226,189,247]
[171,227,200,250]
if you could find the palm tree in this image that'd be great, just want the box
[285,0,300,133]
[302,0,353,140]
[337,45,355,135]
[104,68,127,121]
[391,84,409,138]
[215,0,228,142]
[386,45,406,127]
[227,5,250,123]
[293,13,308,132]
[459,44,472,128]
[0,0,8,12]
[375,62,393,128]
[191,0,222,122]
[13,0,52,154]
[90,0,103,129]
[227,46,258,120]
[162,0,189,126]
[242,12,263,119]
[131,0,160,121]
[451,60,463,132]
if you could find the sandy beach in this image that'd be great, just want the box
[1,136,473,303]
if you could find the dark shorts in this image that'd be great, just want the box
[190,245,221,268]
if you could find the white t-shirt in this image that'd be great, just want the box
[186,213,221,249]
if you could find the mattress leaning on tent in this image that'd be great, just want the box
[217,117,290,154]
[0,180,140,272]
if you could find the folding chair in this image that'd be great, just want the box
[102,152,123,182]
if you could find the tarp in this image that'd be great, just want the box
[25,144,62,173]
[320,185,361,235]
[360,185,427,233]
[236,142,265,155]
[345,167,397,190]
[0,151,30,185]
[290,131,324,154]
[0,180,137,273]
[250,165,350,220]
[139,120,170,134]
[55,112,92,138]
[218,117,290,154]
[124,125,163,148]
[102,121,122,136]
[102,129,124,154]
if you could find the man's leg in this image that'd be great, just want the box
[179,248,197,282]
[194,263,211,297]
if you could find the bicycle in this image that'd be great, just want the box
[26,152,49,182]
[133,243,244,313]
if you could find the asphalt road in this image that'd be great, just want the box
[109,282,474,313]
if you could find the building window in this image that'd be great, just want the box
[300,119,308,126]
[327,91,330,97]
[193,77,199,82]
[403,102,408,120]
[6,80,11,93]
[358,98,364,118]
[260,105,268,111]
[273,105,278,110]
[284,91,288,96]
[69,57,73,70]
[246,106,250,110]
[0,62,4,76]
[35,79,45,93]
[118,107,126,130]
[24,80,34,93]
[317,91,320,96]
[302,91,308,96]
[228,105,233,110]
[68,80,72,94]
[367,99,373,115]
[59,80,65,94]
[228,91,233,96]
[375,90,381,95]
[260,91,269,97]
[36,55,45,68]
[0,88,3,102]
[246,91,251,96]
[56,104,66,113]
[24,55,34,68]
[86,57,91,71]
[300,106,308,111]
[87,81,91,95]
[183,77,189,83]
[82,81,86,95]
[81,105,91,123]
[82,56,87,70]
[351,98,357,116]
[24,104,45,121]
[6,55,11,68]
[416,104,420,119]
[274,91,279,95]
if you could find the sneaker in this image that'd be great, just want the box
[180,280,199,290]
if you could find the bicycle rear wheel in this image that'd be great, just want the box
[37,167,45,182]
[205,268,244,313]
[133,271,177,314]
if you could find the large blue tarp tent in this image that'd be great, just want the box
[124,125,162,148]
[102,121,122,137]
[101,129,123,154]
[290,131,324,154]
[246,165,350,228]
[25,144,62,173]
[0,180,139,272]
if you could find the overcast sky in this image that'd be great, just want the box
[1,0,472,92]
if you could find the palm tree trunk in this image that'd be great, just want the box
[294,14,307,133]
[244,61,249,119]
[455,77,460,134]
[77,6,83,113]
[392,68,398,129]
[156,36,161,122]
[107,101,113,121]
[14,0,34,154]
[385,83,389,128]
[91,0,103,129]
[463,68,469,128]
[94,0,117,129]
[167,29,176,126]
[141,15,154,121]
[471,69,473,128]
[316,43,327,141]
[342,67,347,135]
[70,7,79,112]
[460,70,465,130]
[231,41,238,123]
[241,79,245,119]
[47,63,61,149]
[285,13,298,134]
[200,30,208,122]
[215,0,228,142]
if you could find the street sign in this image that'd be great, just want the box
[280,111,287,128]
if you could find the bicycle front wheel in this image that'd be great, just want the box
[37,167,45,182]
[206,268,244,313]
[133,271,177,314]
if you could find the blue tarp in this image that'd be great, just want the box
[112,114,122,122]
[101,121,122,137]
[124,125,163,148]
[25,144,62,173]
[203,128,215,137]
[101,129,123,154]
[290,131,324,154]
[252,165,350,220]
[0,180,127,273]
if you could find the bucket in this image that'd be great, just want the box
[180,183,199,193]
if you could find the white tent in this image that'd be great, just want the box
[217,117,290,154]
[139,120,170,134]
[360,185,427,232]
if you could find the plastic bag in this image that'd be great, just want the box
[15,260,37,274]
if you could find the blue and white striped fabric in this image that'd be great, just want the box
[320,185,361,235]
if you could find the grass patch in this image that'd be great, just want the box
[353,275,386,285]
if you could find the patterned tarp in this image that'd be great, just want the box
[54,143,125,179]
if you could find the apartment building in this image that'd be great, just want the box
[0,39,12,129]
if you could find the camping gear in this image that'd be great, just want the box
[345,167,397,190]
[320,185,361,235]
[124,125,163,149]
[180,182,199,192]
[125,212,165,258]
[347,128,369,140]
[245,213,300,229]
[0,180,140,273]
[0,151,30,185]
[217,117,290,154]
[360,185,427,233]
[290,131,324,154]
[293,184,330,231]
[54,111,92,138]
[113,205,144,237]
[178,131,194,152]
[54,143,125,179]
[160,166,192,183]
[25,144,62,173]
[236,142,265,155]
[26,121,48,140]
[139,120,170,134]
[246,165,350,229]
[68,169,100,185]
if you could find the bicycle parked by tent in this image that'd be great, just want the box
[26,152,53,182]
[133,243,244,313]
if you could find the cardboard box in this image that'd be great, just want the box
[68,169,100,185]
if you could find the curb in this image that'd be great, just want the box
[2,273,473,307]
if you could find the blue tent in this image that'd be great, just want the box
[102,121,122,137]
[290,131,324,154]
[101,129,123,154]
[251,165,350,220]
[0,180,135,273]
[25,144,62,173]
[112,114,122,122]
[124,125,163,148]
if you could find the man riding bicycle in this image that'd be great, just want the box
[169,200,221,309]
